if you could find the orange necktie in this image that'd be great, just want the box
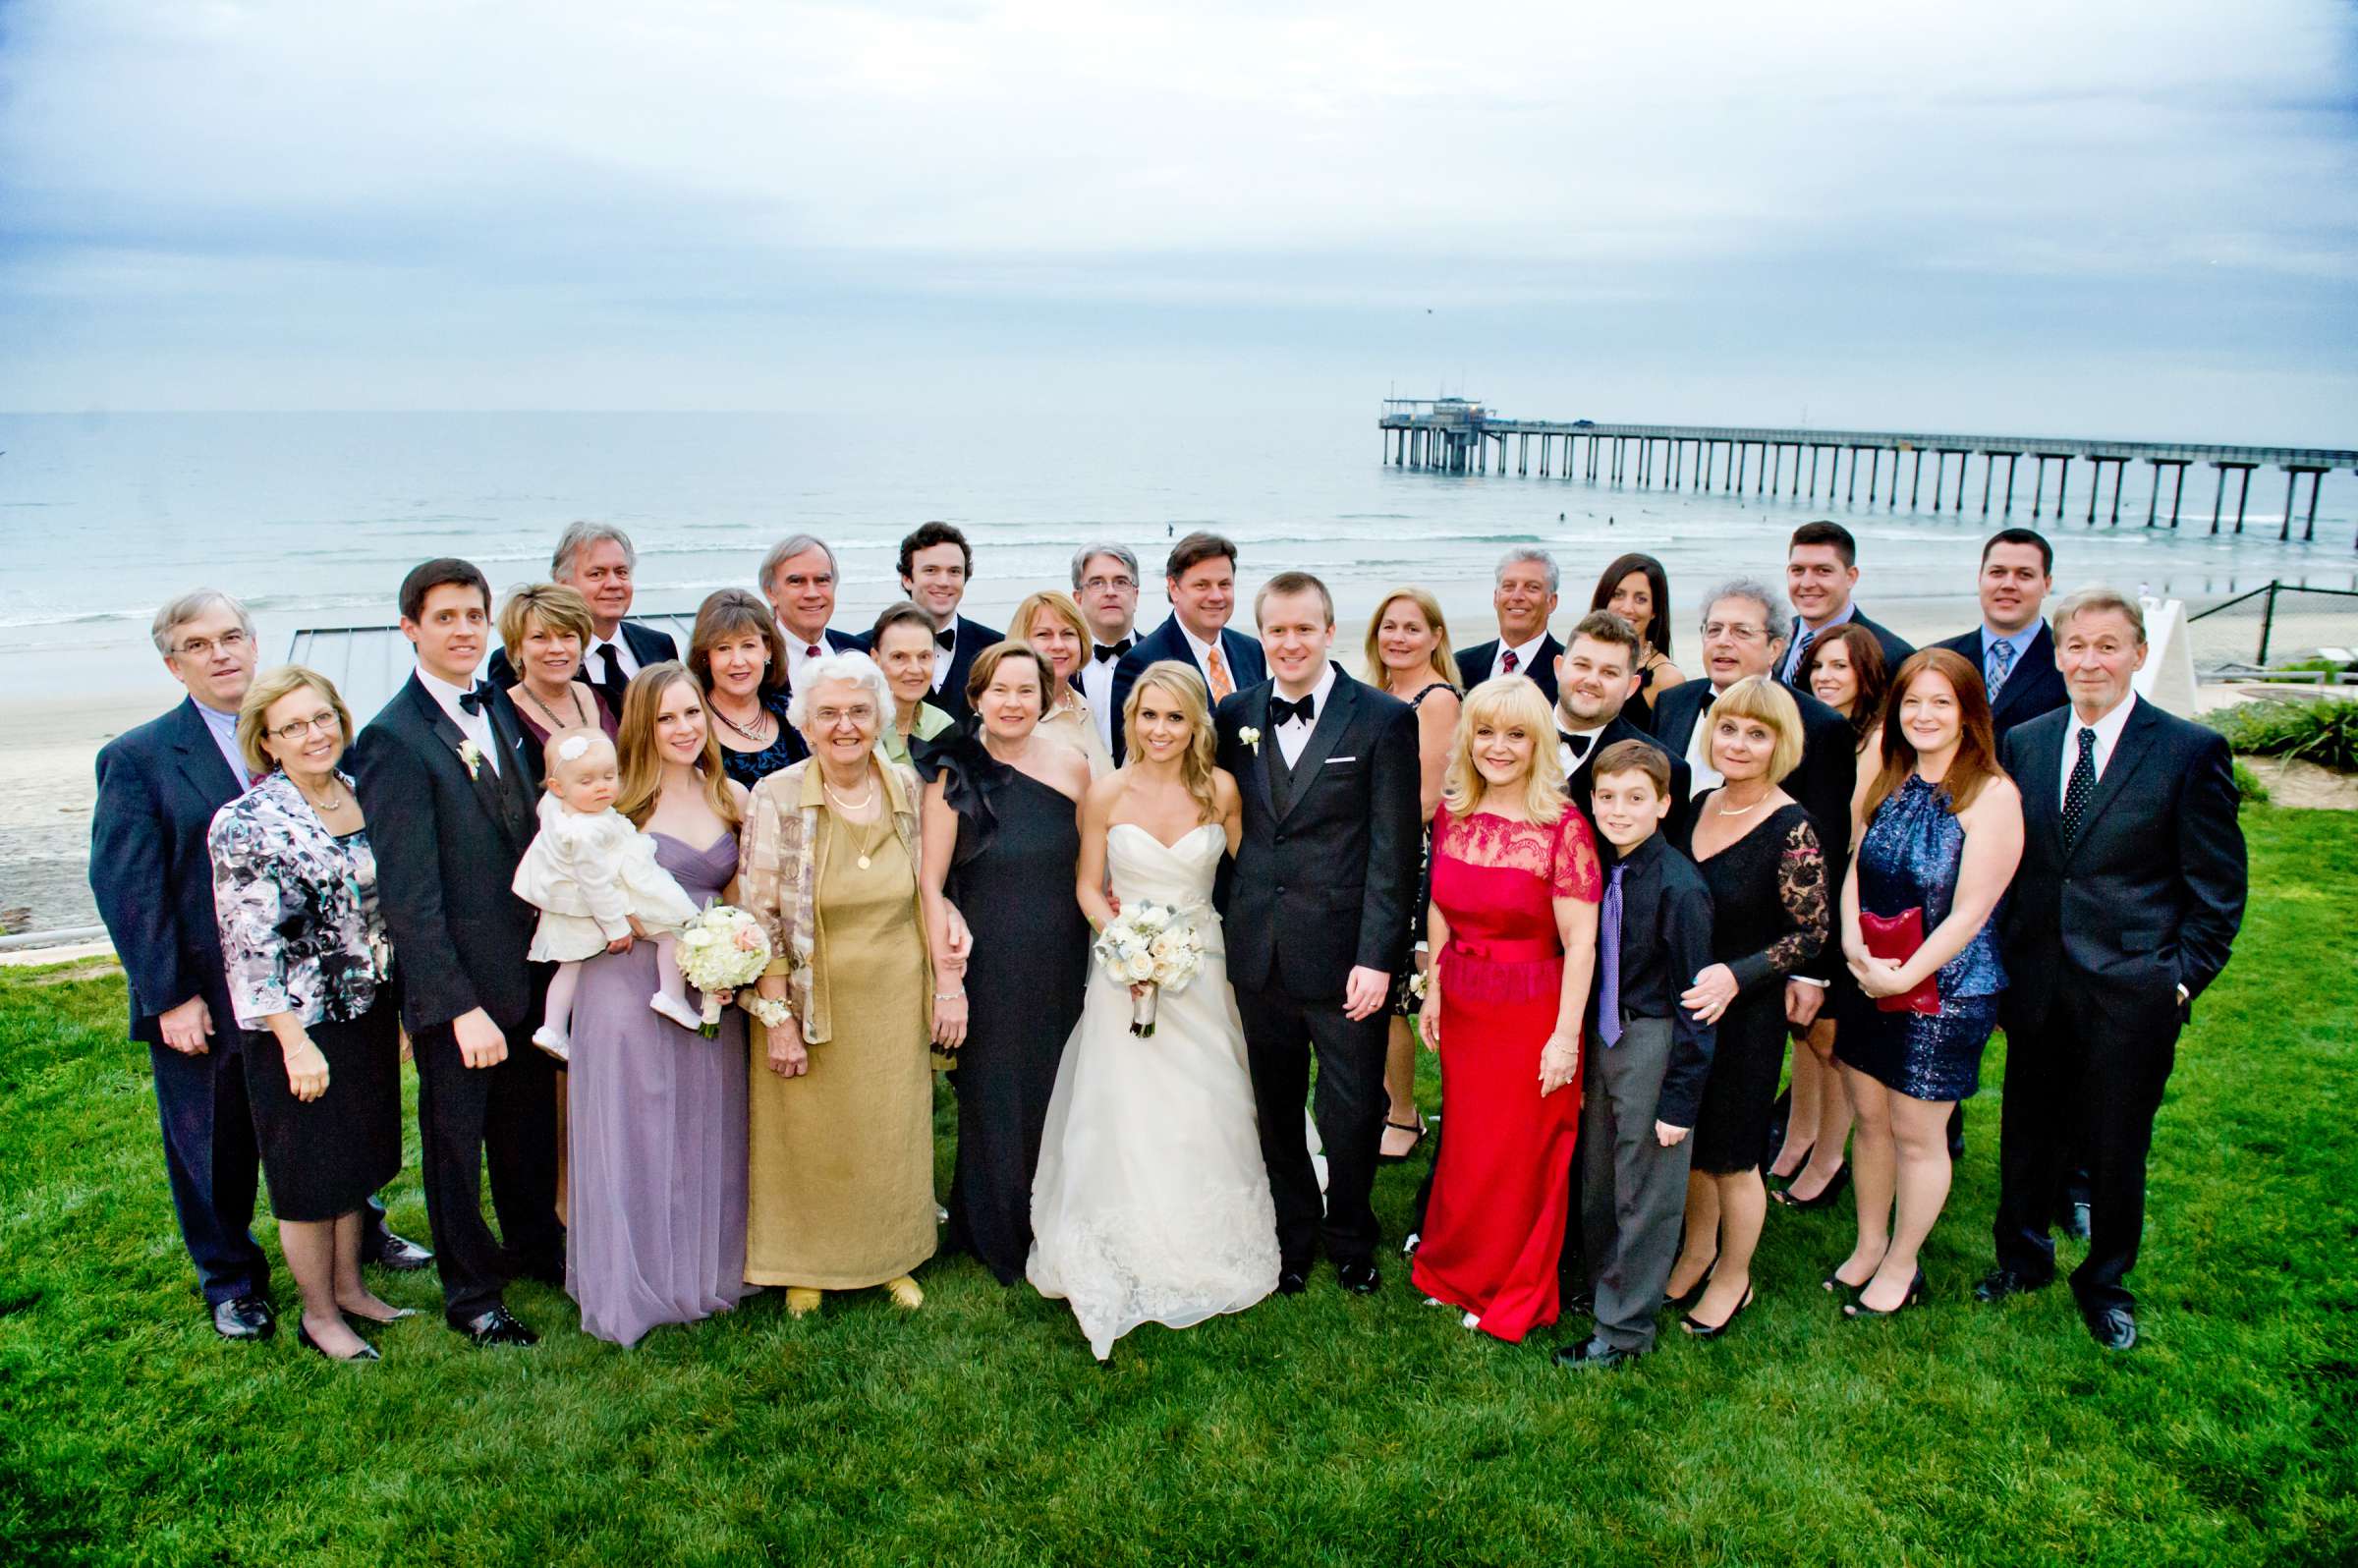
[1207,644,1234,702]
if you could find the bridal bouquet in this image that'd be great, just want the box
[1093,901,1207,1038]
[676,904,772,1038]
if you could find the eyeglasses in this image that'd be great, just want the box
[1701,622,1768,644]
[174,630,251,659]
[812,704,877,727]
[1082,575,1137,593]
[269,712,342,743]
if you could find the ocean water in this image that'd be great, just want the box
[2,409,2352,702]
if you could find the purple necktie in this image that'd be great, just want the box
[1599,863,1625,1047]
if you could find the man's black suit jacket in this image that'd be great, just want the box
[351,675,546,1034]
[1651,675,1860,873]
[1933,624,2068,745]
[486,617,680,696]
[1457,633,1564,708]
[1213,669,1420,1000]
[1110,617,1268,763]
[89,698,246,1042]
[1997,698,2246,1039]
[1563,711,1693,845]
[1783,609,1912,684]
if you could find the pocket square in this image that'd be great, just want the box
[1324,756,1357,764]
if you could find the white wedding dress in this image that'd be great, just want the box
[1028,822,1282,1360]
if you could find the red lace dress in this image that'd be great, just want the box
[1410,804,1601,1342]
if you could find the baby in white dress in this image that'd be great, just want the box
[512,728,702,1059]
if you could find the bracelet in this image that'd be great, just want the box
[934,989,965,1002]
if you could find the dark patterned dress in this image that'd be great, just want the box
[1674,799,1828,1176]
[1388,681,1455,1018]
[1835,774,2006,1102]
[717,689,802,790]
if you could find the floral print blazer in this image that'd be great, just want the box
[209,769,393,1029]
[739,756,924,1045]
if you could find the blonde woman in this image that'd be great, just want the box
[1362,586,1462,1162]
[1028,661,1279,1362]
[1012,588,1114,779]
[1410,676,1601,1343]
[494,584,615,749]
[1662,677,1829,1339]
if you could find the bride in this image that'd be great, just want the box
[1029,660,1281,1360]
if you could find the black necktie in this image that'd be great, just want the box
[595,643,626,704]
[2062,726,2098,850]
[935,628,956,651]
[1093,637,1133,663]
[458,682,486,715]
[1271,694,1316,727]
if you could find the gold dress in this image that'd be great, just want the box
[744,806,937,1289]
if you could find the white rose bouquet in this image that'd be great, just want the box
[675,904,772,1038]
[1092,900,1207,1037]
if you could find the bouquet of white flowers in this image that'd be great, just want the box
[675,904,772,1038]
[1092,900,1207,1037]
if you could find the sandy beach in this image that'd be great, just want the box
[9,589,1998,940]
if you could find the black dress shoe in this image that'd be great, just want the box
[456,1306,539,1347]
[210,1295,276,1341]
[1336,1259,1381,1296]
[1553,1339,1640,1372]
[365,1229,434,1272]
[1680,1284,1754,1340]
[2082,1303,2137,1352]
[296,1321,380,1362]
[2057,1201,2093,1242]
[1843,1267,1927,1319]
[1770,1164,1851,1212]
[1973,1267,2052,1304]
[1275,1270,1309,1296]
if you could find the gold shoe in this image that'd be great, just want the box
[785,1287,822,1317]
[884,1275,924,1311]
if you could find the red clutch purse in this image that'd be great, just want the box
[1859,908,1941,1015]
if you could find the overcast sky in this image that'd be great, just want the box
[3,0,2353,439]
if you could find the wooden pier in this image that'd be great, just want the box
[1378,399,2358,548]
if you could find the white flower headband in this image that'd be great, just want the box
[557,735,592,762]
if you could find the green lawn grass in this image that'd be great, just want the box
[3,809,2353,1566]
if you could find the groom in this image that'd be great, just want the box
[1215,571,1421,1295]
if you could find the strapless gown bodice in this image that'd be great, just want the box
[1106,822,1224,927]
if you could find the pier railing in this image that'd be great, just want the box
[2185,583,2358,673]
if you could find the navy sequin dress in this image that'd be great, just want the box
[1834,774,2005,1102]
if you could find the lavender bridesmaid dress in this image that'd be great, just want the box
[565,829,752,1346]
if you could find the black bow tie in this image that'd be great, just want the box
[1271,694,1317,727]
[1561,730,1592,763]
[1093,637,1133,663]
[935,628,956,651]
[458,683,487,716]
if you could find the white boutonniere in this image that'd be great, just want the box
[457,739,483,779]
[1239,726,1263,756]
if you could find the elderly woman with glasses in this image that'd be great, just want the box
[208,666,409,1363]
[740,650,943,1316]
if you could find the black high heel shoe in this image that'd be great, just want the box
[297,1320,380,1362]
[1662,1255,1718,1312]
[1681,1284,1755,1339]
[1843,1268,1927,1319]
[1767,1141,1815,1184]
[1772,1164,1852,1211]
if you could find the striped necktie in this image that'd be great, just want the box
[1986,636,2016,698]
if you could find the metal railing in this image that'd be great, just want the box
[2185,582,2358,672]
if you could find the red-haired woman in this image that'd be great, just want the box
[1827,648,2022,1317]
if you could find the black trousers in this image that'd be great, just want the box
[1236,983,1389,1270]
[410,1019,564,1324]
[1993,985,2178,1315]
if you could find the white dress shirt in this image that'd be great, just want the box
[1491,631,1549,682]
[1558,723,1606,780]
[1274,662,1337,767]
[585,630,644,692]
[418,666,500,776]
[1078,629,1132,753]
[929,621,958,692]
[1177,621,1222,689]
[196,700,253,790]
[782,630,834,692]
[1684,691,1725,797]
[2058,692,2138,806]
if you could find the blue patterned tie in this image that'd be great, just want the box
[1986,636,2016,698]
[1786,624,1815,683]
[1598,864,1625,1047]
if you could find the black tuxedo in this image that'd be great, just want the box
[1993,698,2246,1316]
[88,699,269,1304]
[1780,609,1912,684]
[351,674,562,1324]
[1109,617,1268,763]
[1649,676,1859,878]
[1933,625,2067,745]
[1561,712,1692,845]
[486,618,677,712]
[1457,633,1564,707]
[1214,667,1420,1270]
